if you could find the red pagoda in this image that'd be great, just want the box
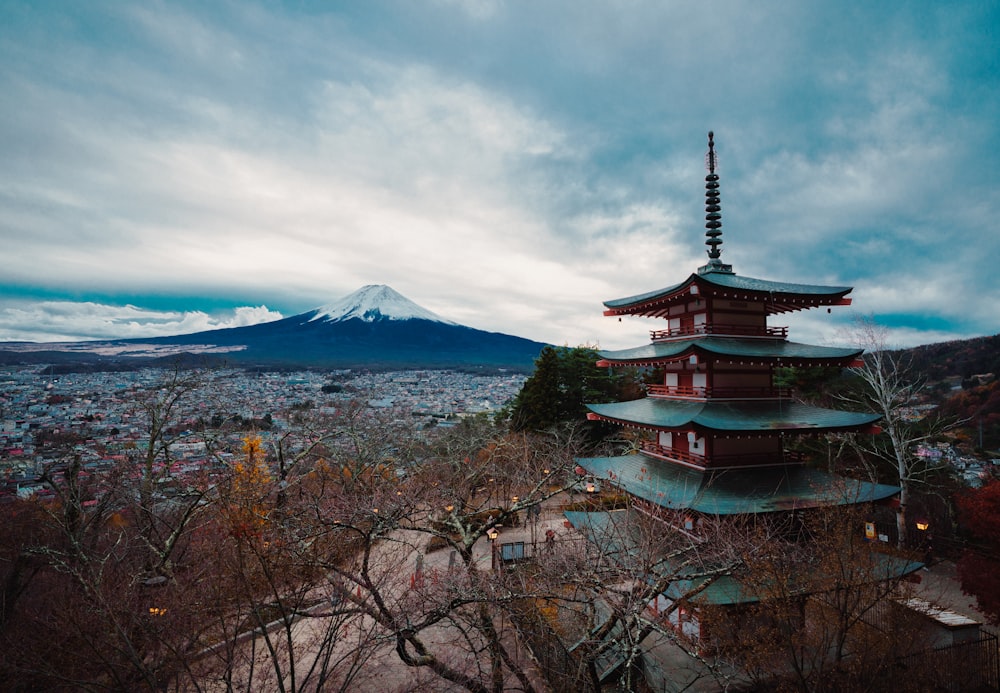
[576,131,898,526]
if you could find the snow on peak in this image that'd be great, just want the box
[311,285,455,324]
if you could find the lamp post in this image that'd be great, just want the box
[528,503,541,550]
[915,518,932,564]
[487,527,499,570]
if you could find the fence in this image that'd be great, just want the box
[896,632,1000,691]
[503,596,594,693]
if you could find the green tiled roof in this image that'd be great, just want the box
[603,272,851,310]
[700,272,852,296]
[586,398,881,433]
[563,510,921,606]
[664,552,921,606]
[563,509,754,605]
[598,337,862,365]
[574,454,900,514]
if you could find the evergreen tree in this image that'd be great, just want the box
[509,345,563,431]
[507,345,638,444]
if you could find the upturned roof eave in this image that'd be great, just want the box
[585,399,882,434]
[602,274,697,315]
[602,272,853,317]
[596,338,864,367]
[573,456,901,517]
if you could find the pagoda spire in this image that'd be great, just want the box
[700,131,733,274]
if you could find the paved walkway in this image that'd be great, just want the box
[212,503,577,692]
[914,558,998,634]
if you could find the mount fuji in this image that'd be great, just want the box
[310,285,457,325]
[1,286,549,371]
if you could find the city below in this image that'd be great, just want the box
[0,366,527,503]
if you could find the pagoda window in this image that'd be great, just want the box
[694,312,707,330]
[678,372,694,392]
[661,599,701,640]
[665,373,678,388]
[668,317,682,332]
[658,431,672,448]
[687,432,705,456]
[692,372,707,391]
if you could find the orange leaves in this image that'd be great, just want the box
[224,435,273,539]
[107,512,129,529]
[956,479,1000,543]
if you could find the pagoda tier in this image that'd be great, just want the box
[587,399,880,435]
[595,337,864,369]
[575,454,899,514]
[603,268,853,322]
[596,338,864,401]
[565,509,919,608]
[586,398,880,471]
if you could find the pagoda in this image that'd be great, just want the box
[576,131,898,526]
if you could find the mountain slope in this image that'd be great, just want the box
[0,286,549,371]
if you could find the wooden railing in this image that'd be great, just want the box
[649,324,787,341]
[639,441,706,468]
[646,384,791,399]
[639,440,803,468]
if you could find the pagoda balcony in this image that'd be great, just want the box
[645,384,791,399]
[649,324,788,341]
[639,440,805,468]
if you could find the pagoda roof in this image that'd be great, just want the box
[596,337,862,367]
[603,270,852,317]
[574,454,899,515]
[564,509,920,606]
[586,398,881,434]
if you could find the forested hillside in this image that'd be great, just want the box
[902,334,1000,384]
[892,334,1000,451]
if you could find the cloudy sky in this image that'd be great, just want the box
[1,1,997,350]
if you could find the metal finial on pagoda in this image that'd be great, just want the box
[698,131,732,275]
[705,131,722,260]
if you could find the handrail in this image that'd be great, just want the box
[638,440,804,468]
[646,384,792,399]
[649,324,788,341]
[638,441,706,468]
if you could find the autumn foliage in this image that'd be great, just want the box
[223,434,273,538]
[955,479,1000,624]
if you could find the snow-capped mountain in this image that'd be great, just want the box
[312,285,456,325]
[4,286,548,371]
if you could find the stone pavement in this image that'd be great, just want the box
[914,558,998,635]
[217,502,578,692]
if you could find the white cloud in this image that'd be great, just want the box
[0,1,997,350]
[0,301,283,343]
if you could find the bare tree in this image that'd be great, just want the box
[280,415,588,693]
[703,502,929,692]
[527,503,749,692]
[126,367,214,579]
[840,318,954,548]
